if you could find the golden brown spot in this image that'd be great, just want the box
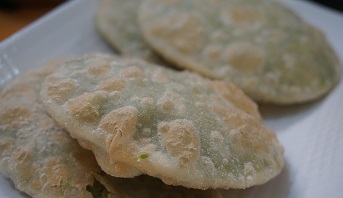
[47,79,78,103]
[66,92,107,122]
[45,75,58,83]
[0,138,14,154]
[161,100,175,111]
[13,155,35,181]
[13,148,31,163]
[158,119,200,165]
[158,90,184,112]
[202,44,223,62]
[238,124,274,152]
[87,62,111,76]
[224,42,265,71]
[120,66,145,79]
[212,105,248,131]
[221,6,261,26]
[228,117,276,153]
[0,107,32,129]
[97,77,127,92]
[28,178,43,193]
[1,84,31,99]
[212,81,261,119]
[44,159,68,186]
[100,106,138,149]
[151,12,204,54]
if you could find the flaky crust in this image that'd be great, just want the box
[41,54,284,189]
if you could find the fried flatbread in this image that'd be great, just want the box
[96,0,162,63]
[0,60,219,197]
[41,54,284,189]
[138,0,341,104]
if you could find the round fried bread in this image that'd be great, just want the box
[96,0,163,63]
[0,61,219,197]
[0,62,104,197]
[138,0,341,104]
[41,54,284,189]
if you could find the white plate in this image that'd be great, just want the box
[0,0,343,197]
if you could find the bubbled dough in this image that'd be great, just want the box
[158,119,201,166]
[0,59,220,197]
[0,60,104,198]
[41,54,284,189]
[139,0,341,104]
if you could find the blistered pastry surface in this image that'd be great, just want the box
[139,0,341,104]
[0,62,100,198]
[0,59,221,197]
[41,54,284,189]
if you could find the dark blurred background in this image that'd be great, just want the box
[0,0,342,41]
[307,0,343,12]
[0,0,67,41]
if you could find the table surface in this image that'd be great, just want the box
[0,2,65,41]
